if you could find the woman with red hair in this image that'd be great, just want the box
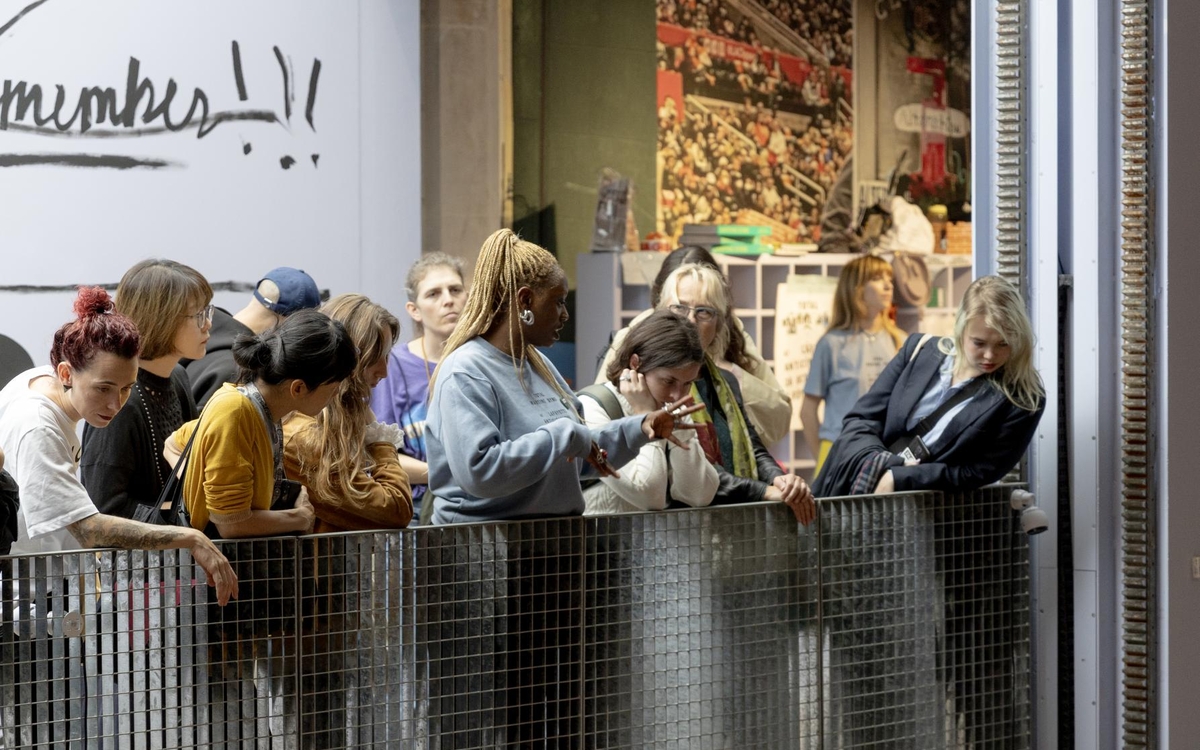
[0,287,236,605]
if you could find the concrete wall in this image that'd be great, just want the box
[511,0,656,287]
[420,0,511,276]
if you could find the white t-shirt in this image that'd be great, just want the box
[0,366,97,553]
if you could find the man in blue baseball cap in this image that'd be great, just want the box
[184,267,322,407]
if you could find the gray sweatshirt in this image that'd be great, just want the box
[427,338,647,524]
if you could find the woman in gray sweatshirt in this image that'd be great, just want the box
[425,229,701,525]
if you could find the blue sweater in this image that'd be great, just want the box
[427,338,648,523]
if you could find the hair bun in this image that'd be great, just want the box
[74,286,113,318]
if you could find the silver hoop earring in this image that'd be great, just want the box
[519,308,535,326]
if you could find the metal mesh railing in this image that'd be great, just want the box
[0,486,1030,749]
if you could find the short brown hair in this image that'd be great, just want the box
[604,309,704,384]
[115,259,213,360]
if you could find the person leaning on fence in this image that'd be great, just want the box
[812,275,1046,497]
[81,259,212,521]
[369,252,468,522]
[657,263,816,524]
[283,294,413,533]
[581,309,718,514]
[166,309,357,539]
[595,245,793,445]
[0,287,237,605]
[425,228,702,525]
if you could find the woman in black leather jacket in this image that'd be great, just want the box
[658,263,815,524]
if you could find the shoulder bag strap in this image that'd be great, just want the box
[157,413,203,523]
[908,333,936,363]
[909,376,990,440]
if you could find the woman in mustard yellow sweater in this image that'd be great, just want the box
[168,309,357,538]
[282,294,414,533]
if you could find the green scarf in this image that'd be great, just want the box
[689,356,758,480]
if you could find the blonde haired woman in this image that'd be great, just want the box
[596,245,792,445]
[284,294,413,532]
[801,255,905,476]
[813,275,1046,496]
[657,263,815,521]
[426,229,700,525]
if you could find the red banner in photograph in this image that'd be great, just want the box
[657,69,684,112]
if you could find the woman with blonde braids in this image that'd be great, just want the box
[282,293,413,532]
[426,229,702,524]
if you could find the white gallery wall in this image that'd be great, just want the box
[0,0,421,366]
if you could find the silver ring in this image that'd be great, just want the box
[619,376,631,382]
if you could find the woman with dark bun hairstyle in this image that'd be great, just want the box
[0,288,237,605]
[167,308,357,539]
[81,259,213,519]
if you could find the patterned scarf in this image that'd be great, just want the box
[689,356,758,481]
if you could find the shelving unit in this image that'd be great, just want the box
[576,251,974,477]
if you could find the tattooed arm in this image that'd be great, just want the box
[68,513,239,606]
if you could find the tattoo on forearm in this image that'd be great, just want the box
[70,514,188,551]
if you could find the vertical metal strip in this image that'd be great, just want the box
[993,0,1028,286]
[815,504,825,750]
[1118,0,1155,745]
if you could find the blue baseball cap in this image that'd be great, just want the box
[254,267,321,315]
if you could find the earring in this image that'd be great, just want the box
[519,308,535,326]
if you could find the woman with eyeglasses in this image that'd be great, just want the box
[81,259,215,520]
[656,263,815,521]
[595,245,792,445]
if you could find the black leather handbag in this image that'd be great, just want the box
[130,420,200,528]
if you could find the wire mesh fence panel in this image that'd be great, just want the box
[415,518,584,750]
[0,489,1030,749]
[819,487,1031,750]
[583,504,819,750]
[205,536,301,750]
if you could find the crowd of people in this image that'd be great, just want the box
[658,99,851,238]
[657,0,853,68]
[0,236,1043,589]
[655,0,853,240]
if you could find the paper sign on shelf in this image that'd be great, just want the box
[773,275,838,433]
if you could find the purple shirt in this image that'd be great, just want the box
[370,344,432,500]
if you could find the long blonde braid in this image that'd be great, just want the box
[432,229,571,401]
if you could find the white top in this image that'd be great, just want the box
[0,366,98,554]
[580,382,718,515]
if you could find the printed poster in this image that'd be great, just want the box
[774,275,838,432]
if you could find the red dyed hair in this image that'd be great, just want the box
[50,287,140,371]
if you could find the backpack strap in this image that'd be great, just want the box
[908,333,936,363]
[577,384,624,421]
[576,384,624,491]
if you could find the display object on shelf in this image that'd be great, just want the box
[576,251,973,478]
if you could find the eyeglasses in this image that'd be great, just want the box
[185,304,215,329]
[668,303,719,323]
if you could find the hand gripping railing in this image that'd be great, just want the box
[0,485,1031,749]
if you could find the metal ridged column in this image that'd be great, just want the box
[1118,0,1156,745]
[993,0,1027,286]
